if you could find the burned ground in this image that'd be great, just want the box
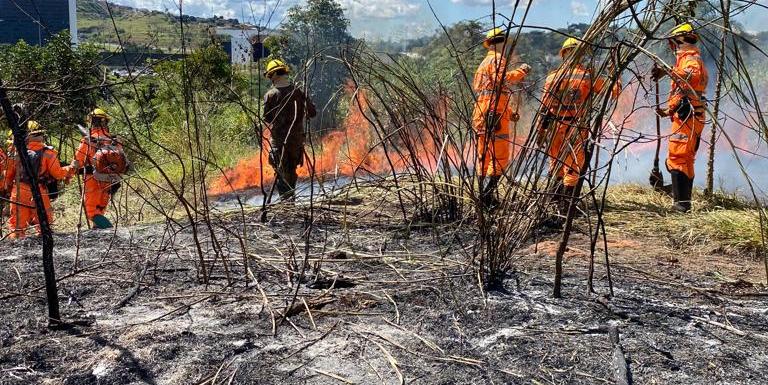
[1,196,767,385]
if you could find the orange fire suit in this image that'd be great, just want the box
[472,51,528,177]
[72,127,121,221]
[4,140,72,238]
[0,146,6,194]
[665,47,709,179]
[541,64,620,187]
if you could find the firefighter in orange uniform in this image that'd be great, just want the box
[4,122,73,239]
[71,108,128,229]
[472,27,530,207]
[539,37,621,201]
[0,134,7,193]
[651,23,709,212]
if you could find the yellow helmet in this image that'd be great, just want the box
[669,23,699,41]
[27,120,41,131]
[560,37,581,57]
[89,108,111,121]
[483,27,506,48]
[670,23,695,37]
[27,121,46,136]
[264,59,290,77]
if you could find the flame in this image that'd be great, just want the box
[209,84,400,195]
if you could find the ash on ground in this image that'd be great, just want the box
[1,203,767,385]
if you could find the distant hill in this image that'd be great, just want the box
[77,0,242,52]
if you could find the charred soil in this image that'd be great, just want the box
[1,195,767,385]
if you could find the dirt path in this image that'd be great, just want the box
[1,209,767,385]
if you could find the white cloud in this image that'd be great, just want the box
[338,0,421,19]
[570,0,589,16]
[449,0,531,6]
[450,0,494,4]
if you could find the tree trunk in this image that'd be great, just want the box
[0,80,61,326]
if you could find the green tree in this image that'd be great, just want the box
[0,32,101,133]
[273,0,355,129]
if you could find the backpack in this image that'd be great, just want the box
[91,137,128,175]
[17,147,61,201]
[18,148,46,184]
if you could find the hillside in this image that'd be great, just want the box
[76,0,241,52]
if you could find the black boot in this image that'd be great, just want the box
[670,170,691,213]
[560,186,575,215]
[684,175,694,211]
[540,180,567,229]
[481,176,501,209]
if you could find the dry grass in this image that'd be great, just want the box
[602,184,765,257]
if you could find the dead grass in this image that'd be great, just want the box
[602,184,766,257]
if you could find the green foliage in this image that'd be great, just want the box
[76,0,235,53]
[273,0,355,128]
[153,43,240,98]
[104,42,254,179]
[410,21,486,84]
[0,32,101,133]
[403,22,591,87]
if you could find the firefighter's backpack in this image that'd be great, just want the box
[18,147,62,201]
[92,137,128,175]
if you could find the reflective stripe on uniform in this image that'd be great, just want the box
[477,90,512,97]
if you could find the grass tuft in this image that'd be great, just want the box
[602,184,766,257]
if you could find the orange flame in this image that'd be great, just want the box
[210,84,538,197]
[209,84,399,195]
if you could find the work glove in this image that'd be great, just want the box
[484,111,503,134]
[656,107,670,118]
[674,97,693,121]
[650,65,666,81]
[517,63,531,74]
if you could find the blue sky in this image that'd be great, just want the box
[110,0,768,40]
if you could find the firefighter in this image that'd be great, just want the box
[538,37,621,207]
[4,122,73,239]
[263,59,316,202]
[472,27,531,207]
[0,132,8,204]
[71,108,128,229]
[651,23,709,212]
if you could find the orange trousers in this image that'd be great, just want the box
[547,122,588,187]
[666,113,705,179]
[473,109,516,177]
[7,183,53,239]
[83,176,112,220]
[477,132,512,177]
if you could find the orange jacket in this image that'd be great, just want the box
[472,51,528,115]
[542,64,621,119]
[668,46,708,111]
[0,146,6,175]
[4,139,71,190]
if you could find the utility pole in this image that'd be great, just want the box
[0,80,61,326]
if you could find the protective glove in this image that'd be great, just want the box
[650,65,666,81]
[484,111,503,134]
[674,97,693,121]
